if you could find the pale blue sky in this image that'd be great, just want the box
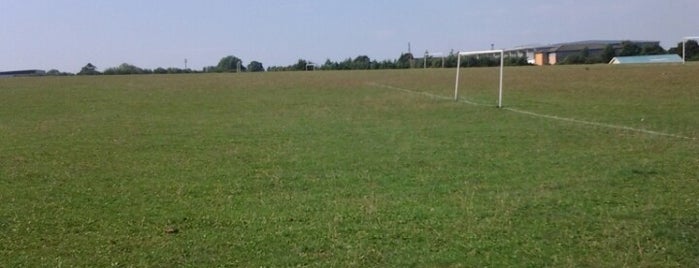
[1,0,697,72]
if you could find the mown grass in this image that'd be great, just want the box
[1,65,698,267]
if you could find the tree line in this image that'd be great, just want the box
[76,56,266,75]
[46,39,699,75]
[266,51,530,72]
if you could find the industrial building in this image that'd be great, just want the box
[505,40,660,65]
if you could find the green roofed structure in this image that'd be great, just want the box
[609,54,683,64]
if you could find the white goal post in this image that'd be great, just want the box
[454,49,504,108]
[683,36,699,63]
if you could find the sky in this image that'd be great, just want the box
[1,0,697,73]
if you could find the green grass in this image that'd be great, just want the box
[1,65,698,267]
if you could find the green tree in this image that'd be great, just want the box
[166,68,185,74]
[106,63,145,75]
[78,63,100,75]
[337,58,352,70]
[601,44,616,63]
[321,59,339,70]
[505,56,528,66]
[293,59,308,71]
[216,56,245,72]
[430,57,444,68]
[397,53,413,68]
[685,40,699,60]
[561,55,584,65]
[581,47,590,59]
[619,41,642,56]
[376,59,396,69]
[445,50,458,68]
[641,44,666,55]
[247,61,265,72]
[46,69,73,76]
[352,55,371,69]
[580,47,601,64]
[670,40,699,60]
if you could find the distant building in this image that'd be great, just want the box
[609,54,683,64]
[506,40,660,65]
[0,69,46,78]
[505,44,553,65]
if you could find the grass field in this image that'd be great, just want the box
[1,64,698,266]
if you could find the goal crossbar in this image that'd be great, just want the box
[454,49,504,108]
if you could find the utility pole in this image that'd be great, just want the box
[184,58,188,70]
[424,50,428,68]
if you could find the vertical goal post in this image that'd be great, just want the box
[454,49,505,108]
[683,36,699,63]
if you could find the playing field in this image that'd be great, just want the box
[1,64,698,266]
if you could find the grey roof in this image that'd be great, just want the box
[0,69,45,76]
[505,44,550,51]
[531,40,660,53]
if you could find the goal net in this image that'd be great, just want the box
[454,49,504,108]
[423,51,445,68]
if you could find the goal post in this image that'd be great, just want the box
[454,49,504,108]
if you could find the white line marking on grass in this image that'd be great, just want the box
[502,107,695,140]
[367,82,453,101]
[367,82,695,140]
